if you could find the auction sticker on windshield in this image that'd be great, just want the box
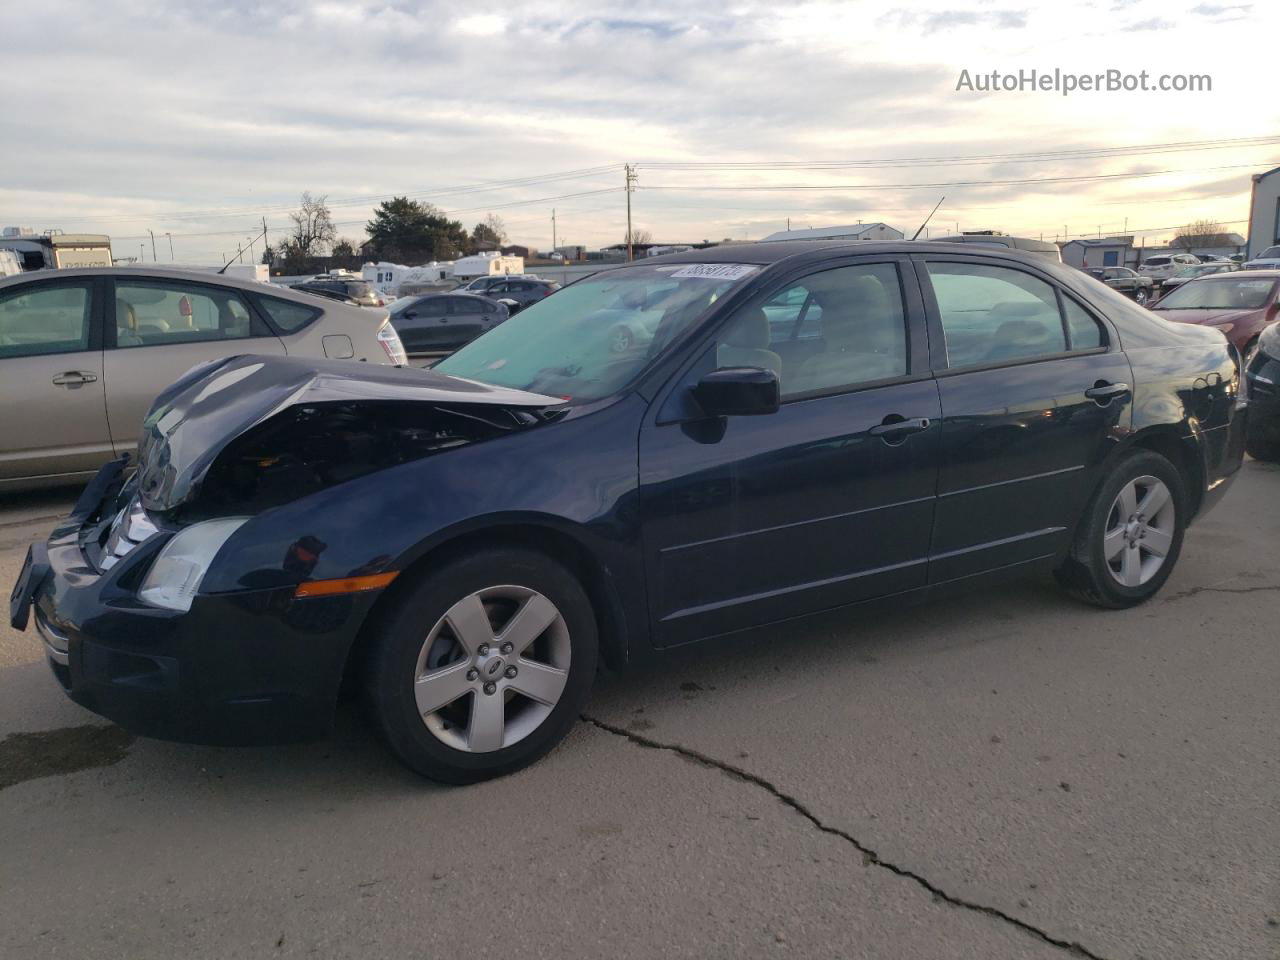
[667,264,760,281]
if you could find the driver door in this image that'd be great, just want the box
[638,257,940,647]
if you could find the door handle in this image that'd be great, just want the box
[869,416,931,442]
[1084,381,1130,403]
[51,371,98,386]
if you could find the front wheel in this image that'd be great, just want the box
[1133,287,1149,305]
[1056,450,1187,608]
[365,548,598,783]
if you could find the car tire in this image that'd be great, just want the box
[1055,450,1187,609]
[365,547,598,784]
[1133,288,1149,305]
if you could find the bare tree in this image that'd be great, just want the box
[1173,219,1228,253]
[629,228,653,246]
[289,192,337,258]
[483,213,508,244]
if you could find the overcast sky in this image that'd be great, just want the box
[3,0,1278,264]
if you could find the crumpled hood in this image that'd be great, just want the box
[135,354,562,513]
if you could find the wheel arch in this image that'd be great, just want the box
[341,516,632,697]
[1125,426,1205,519]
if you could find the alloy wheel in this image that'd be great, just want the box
[1104,475,1175,587]
[413,586,571,753]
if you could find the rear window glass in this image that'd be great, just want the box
[255,295,321,333]
[343,282,374,298]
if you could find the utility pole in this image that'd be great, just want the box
[551,208,557,255]
[625,164,637,261]
[139,243,145,262]
[786,217,791,231]
[247,237,256,263]
[262,216,269,265]
[148,229,157,262]
[165,232,174,261]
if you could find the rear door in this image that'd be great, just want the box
[394,297,451,353]
[104,277,286,454]
[443,297,489,349]
[916,255,1132,582]
[0,276,112,484]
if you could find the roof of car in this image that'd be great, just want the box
[0,266,336,310]
[622,240,1063,269]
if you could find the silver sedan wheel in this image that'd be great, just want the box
[413,586,571,753]
[1104,475,1175,587]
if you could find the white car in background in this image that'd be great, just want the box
[1243,245,1280,271]
[1138,252,1201,281]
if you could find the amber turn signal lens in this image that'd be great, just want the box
[293,571,398,598]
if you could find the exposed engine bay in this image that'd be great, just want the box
[195,400,545,516]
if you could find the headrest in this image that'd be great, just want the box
[724,307,769,349]
[116,298,136,329]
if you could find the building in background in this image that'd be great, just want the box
[1059,236,1135,269]
[760,222,904,243]
[1167,231,1247,260]
[1246,166,1280,259]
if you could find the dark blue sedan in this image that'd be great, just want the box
[13,241,1246,783]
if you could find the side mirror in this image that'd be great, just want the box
[693,367,780,417]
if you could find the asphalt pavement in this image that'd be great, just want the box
[1,463,1277,960]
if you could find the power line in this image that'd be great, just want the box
[636,135,1280,171]
[80,163,625,225]
[640,160,1273,194]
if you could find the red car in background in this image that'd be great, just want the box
[1149,271,1280,359]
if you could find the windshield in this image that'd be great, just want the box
[1153,277,1276,310]
[434,263,760,401]
[1259,246,1280,259]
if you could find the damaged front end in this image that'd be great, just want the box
[73,355,565,585]
[133,354,565,520]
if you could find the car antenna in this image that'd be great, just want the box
[910,196,946,241]
[218,224,270,274]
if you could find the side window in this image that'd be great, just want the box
[114,283,260,348]
[255,295,321,334]
[453,298,484,314]
[420,299,450,316]
[0,283,92,359]
[1062,297,1106,350]
[926,262,1066,368]
[715,263,908,399]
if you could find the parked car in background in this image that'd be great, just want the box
[293,273,386,308]
[1243,245,1280,271]
[933,234,1062,262]
[0,267,405,492]
[14,242,1244,783]
[1244,320,1280,460]
[1157,261,1239,296]
[388,292,508,354]
[1148,271,1280,356]
[479,277,560,310]
[1138,253,1201,282]
[1085,266,1155,304]
[458,274,540,294]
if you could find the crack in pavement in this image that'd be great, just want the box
[582,714,1109,960]
[1162,583,1280,604]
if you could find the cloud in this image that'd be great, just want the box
[1190,2,1252,19]
[1123,16,1175,30]
[882,8,1029,34]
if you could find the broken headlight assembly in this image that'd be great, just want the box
[137,517,248,612]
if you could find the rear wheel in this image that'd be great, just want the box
[366,548,598,783]
[1133,287,1149,305]
[1056,450,1186,608]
